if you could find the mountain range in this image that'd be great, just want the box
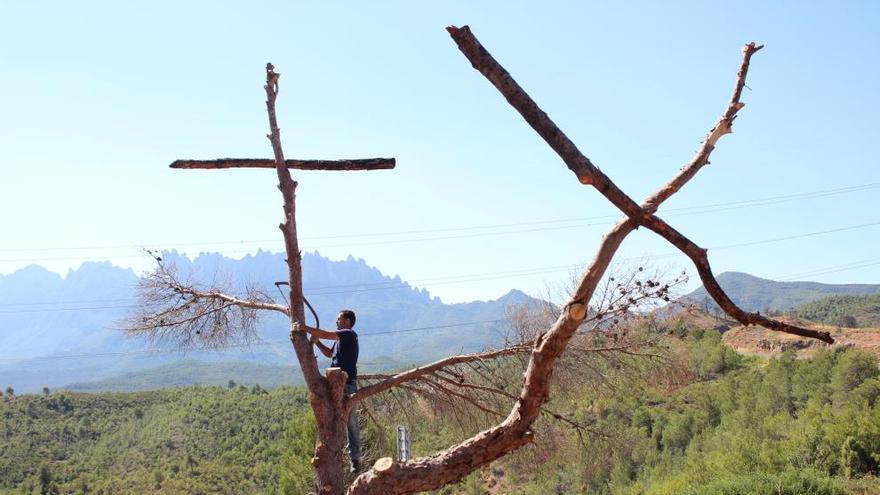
[0,251,537,392]
[3,262,879,393]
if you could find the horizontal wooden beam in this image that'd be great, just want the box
[169,157,395,171]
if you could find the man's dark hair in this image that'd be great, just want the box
[339,309,356,327]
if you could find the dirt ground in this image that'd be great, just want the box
[721,319,880,359]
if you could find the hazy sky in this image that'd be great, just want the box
[2,1,878,303]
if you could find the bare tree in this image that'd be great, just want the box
[125,26,835,494]
[124,252,286,349]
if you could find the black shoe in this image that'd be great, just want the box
[350,460,361,474]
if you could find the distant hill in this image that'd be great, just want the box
[681,272,880,313]
[0,251,542,392]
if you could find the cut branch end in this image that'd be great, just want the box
[373,457,394,472]
[567,302,587,321]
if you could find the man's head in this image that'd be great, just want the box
[336,309,356,330]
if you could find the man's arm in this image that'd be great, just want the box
[291,323,338,358]
[304,325,340,340]
[311,334,334,358]
[302,324,337,358]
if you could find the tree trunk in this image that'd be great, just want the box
[312,368,350,494]
[264,64,352,495]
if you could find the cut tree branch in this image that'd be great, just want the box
[170,158,395,171]
[447,25,831,344]
[347,27,826,495]
[643,42,763,213]
[446,26,645,220]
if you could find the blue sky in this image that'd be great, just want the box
[1,1,878,303]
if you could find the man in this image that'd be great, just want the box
[302,309,361,473]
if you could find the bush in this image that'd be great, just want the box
[831,351,879,402]
[851,378,880,407]
[690,330,742,377]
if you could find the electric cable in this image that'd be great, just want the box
[0,181,875,258]
[1,220,879,312]
[0,318,506,363]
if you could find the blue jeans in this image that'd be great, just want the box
[345,381,361,464]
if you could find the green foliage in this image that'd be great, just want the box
[688,329,742,377]
[0,385,309,493]
[279,410,317,494]
[465,335,880,494]
[62,360,306,392]
[831,351,880,398]
[650,468,848,495]
[2,323,878,495]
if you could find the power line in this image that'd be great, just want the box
[0,304,134,314]
[780,257,880,281]
[0,182,876,259]
[0,297,133,308]
[0,223,601,263]
[707,221,880,251]
[2,220,879,312]
[6,226,880,361]
[0,266,579,313]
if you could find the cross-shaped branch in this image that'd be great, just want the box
[168,64,395,325]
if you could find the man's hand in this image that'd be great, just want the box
[309,334,320,345]
[290,321,303,341]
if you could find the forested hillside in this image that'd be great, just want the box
[382,330,880,494]
[791,294,880,328]
[3,325,878,494]
[0,386,310,494]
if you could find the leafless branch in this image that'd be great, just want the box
[351,344,532,404]
[447,25,831,344]
[121,257,286,349]
[417,376,505,418]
